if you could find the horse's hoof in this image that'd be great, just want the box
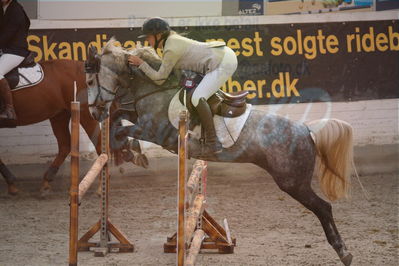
[119,167,125,174]
[121,150,134,162]
[40,181,51,197]
[133,153,149,169]
[8,184,19,195]
[40,187,51,198]
[341,253,353,266]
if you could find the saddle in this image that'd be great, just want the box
[4,52,38,89]
[178,70,248,119]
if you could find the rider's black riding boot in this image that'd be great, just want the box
[196,97,222,154]
[0,78,17,128]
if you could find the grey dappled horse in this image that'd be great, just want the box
[85,40,354,265]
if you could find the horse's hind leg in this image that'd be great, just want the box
[41,111,71,195]
[274,175,352,265]
[0,158,19,195]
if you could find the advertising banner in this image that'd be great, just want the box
[376,0,399,11]
[28,19,399,105]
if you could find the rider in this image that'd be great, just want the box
[0,0,30,127]
[128,17,238,154]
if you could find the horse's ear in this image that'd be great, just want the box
[85,45,101,73]
[87,45,97,61]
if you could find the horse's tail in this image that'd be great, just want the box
[307,118,354,201]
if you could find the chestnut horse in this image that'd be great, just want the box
[0,59,102,195]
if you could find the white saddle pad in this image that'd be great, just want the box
[168,89,251,148]
[13,64,44,90]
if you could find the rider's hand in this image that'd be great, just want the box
[128,55,144,66]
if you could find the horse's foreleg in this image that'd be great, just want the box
[0,158,19,195]
[79,109,103,196]
[112,124,149,166]
[109,115,149,168]
[79,108,101,155]
[42,111,71,195]
[114,124,144,142]
[274,175,352,265]
[123,138,149,168]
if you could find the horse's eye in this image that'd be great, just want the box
[87,80,94,86]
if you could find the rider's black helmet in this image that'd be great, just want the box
[138,17,170,39]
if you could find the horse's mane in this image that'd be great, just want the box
[102,37,162,68]
[101,37,178,88]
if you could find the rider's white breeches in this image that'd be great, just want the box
[191,46,238,107]
[0,54,25,79]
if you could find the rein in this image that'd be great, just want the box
[85,50,176,111]
[132,85,176,108]
[119,65,177,110]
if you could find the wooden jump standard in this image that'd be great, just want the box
[69,99,133,266]
[164,110,236,266]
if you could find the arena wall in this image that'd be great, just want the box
[27,0,393,19]
[37,0,223,20]
[0,11,397,175]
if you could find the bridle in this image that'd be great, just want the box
[84,49,175,114]
[84,56,118,108]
